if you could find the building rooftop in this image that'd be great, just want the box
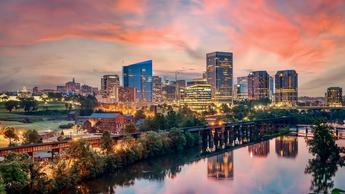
[89,113,122,119]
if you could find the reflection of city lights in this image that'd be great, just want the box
[250,152,253,158]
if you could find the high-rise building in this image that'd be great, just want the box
[65,78,80,94]
[269,76,274,101]
[32,86,39,95]
[56,86,66,93]
[183,84,212,112]
[81,84,94,96]
[123,60,153,102]
[118,87,137,103]
[275,70,298,106]
[325,87,343,107]
[187,78,207,86]
[206,52,233,102]
[162,84,176,102]
[235,76,248,100]
[248,71,270,100]
[175,80,186,100]
[152,76,163,104]
[101,75,120,100]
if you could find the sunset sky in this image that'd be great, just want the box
[0,0,345,96]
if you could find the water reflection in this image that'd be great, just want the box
[305,155,340,194]
[275,136,298,158]
[207,152,234,180]
[74,136,345,194]
[248,141,270,157]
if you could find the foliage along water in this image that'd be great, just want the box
[71,134,345,194]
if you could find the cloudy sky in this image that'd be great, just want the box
[0,0,345,96]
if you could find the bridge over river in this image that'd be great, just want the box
[0,117,294,157]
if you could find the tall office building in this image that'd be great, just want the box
[81,84,94,96]
[206,52,233,102]
[235,76,248,100]
[325,87,343,107]
[269,76,274,101]
[275,70,298,106]
[162,84,176,102]
[152,76,163,104]
[101,75,120,100]
[123,60,153,102]
[187,78,207,86]
[183,84,212,112]
[65,78,80,94]
[175,80,186,100]
[248,71,270,100]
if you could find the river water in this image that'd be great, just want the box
[76,135,345,194]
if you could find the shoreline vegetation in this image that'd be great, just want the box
[0,127,290,194]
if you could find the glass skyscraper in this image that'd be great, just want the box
[275,70,298,106]
[206,51,233,102]
[235,76,248,100]
[123,60,153,102]
[248,71,270,100]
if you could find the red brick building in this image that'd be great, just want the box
[82,113,128,133]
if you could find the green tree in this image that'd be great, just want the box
[139,131,163,157]
[305,122,345,194]
[168,128,186,152]
[20,98,38,112]
[4,100,19,112]
[47,92,62,101]
[100,131,113,155]
[0,161,27,193]
[23,129,41,144]
[166,111,178,129]
[3,128,19,146]
[26,162,49,194]
[67,140,104,178]
[0,176,6,194]
[221,103,231,113]
[78,95,98,116]
[0,153,30,194]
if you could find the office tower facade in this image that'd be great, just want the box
[275,70,298,106]
[32,87,39,95]
[152,76,163,104]
[81,84,94,96]
[187,78,207,86]
[325,87,343,107]
[175,80,186,100]
[101,75,120,100]
[235,76,248,100]
[248,71,270,100]
[183,84,212,112]
[206,52,233,102]
[56,86,66,93]
[162,84,176,102]
[269,76,274,101]
[118,87,137,103]
[123,60,153,102]
[65,78,80,94]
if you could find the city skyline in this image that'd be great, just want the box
[1,0,345,96]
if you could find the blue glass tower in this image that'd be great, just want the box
[123,60,153,101]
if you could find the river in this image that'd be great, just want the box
[73,135,345,194]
